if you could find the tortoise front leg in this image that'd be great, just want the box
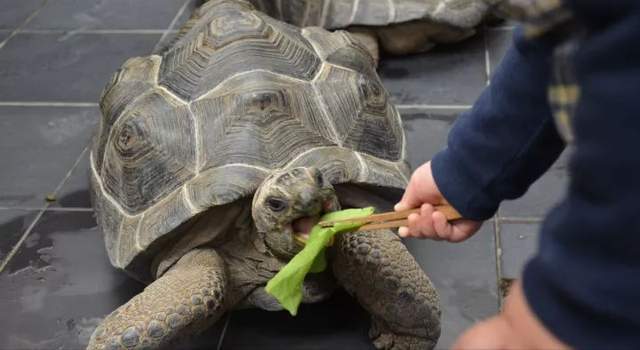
[332,230,441,350]
[87,249,228,350]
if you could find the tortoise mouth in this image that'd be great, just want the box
[291,199,338,246]
[291,215,320,243]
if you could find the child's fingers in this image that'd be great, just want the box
[416,204,436,236]
[432,211,454,240]
[450,221,481,242]
[395,181,420,211]
[407,213,422,237]
[433,211,480,242]
[407,211,442,239]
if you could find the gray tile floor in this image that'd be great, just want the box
[0,1,567,349]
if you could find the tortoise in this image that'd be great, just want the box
[88,0,440,349]
[247,0,503,62]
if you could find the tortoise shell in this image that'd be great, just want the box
[248,0,499,30]
[91,0,410,281]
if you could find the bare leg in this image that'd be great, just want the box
[87,249,227,350]
[332,230,441,350]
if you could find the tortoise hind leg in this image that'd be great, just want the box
[376,20,475,55]
[331,230,441,350]
[87,249,228,350]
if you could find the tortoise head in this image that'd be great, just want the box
[252,167,339,259]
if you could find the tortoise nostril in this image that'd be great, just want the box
[299,188,316,207]
[315,171,324,187]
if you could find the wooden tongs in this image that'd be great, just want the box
[318,205,462,232]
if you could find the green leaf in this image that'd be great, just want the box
[265,207,375,316]
[309,251,327,273]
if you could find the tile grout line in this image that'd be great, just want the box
[500,216,544,223]
[0,0,191,107]
[0,101,99,107]
[0,0,50,50]
[487,25,515,32]
[216,313,232,350]
[19,29,179,35]
[153,0,192,53]
[399,113,459,122]
[483,24,492,86]
[0,146,89,273]
[484,24,502,308]
[0,206,93,212]
[0,207,48,272]
[494,210,504,309]
[396,104,472,110]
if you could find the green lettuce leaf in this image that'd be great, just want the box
[265,207,375,316]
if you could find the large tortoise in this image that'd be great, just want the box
[88,0,440,349]
[247,0,503,62]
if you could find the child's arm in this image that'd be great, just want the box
[431,27,565,220]
[397,28,565,238]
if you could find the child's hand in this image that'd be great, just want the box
[452,281,568,350]
[395,162,482,242]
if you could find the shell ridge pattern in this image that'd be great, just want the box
[300,27,324,62]
[194,99,334,168]
[309,63,345,146]
[122,212,145,266]
[133,214,144,252]
[391,105,407,160]
[386,0,396,23]
[348,0,361,24]
[208,162,271,173]
[353,151,369,181]
[283,145,345,169]
[301,0,311,26]
[149,54,162,84]
[395,163,410,184]
[194,69,309,103]
[99,88,156,178]
[319,0,331,27]
[90,152,131,218]
[433,0,449,17]
[159,8,321,101]
[311,77,342,146]
[181,184,199,214]
[157,84,188,105]
[297,28,343,146]
[101,87,197,214]
[333,74,388,153]
[99,80,161,178]
[186,104,202,172]
[276,0,284,18]
[279,146,407,184]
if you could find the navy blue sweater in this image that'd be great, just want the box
[431,1,640,348]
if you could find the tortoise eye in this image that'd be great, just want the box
[266,197,287,212]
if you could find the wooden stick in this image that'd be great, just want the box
[357,219,409,231]
[318,204,462,228]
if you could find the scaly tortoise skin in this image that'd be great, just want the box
[247,0,503,61]
[88,1,440,349]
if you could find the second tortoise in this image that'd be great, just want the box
[248,0,504,61]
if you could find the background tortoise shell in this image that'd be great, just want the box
[91,0,410,281]
[248,0,501,30]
